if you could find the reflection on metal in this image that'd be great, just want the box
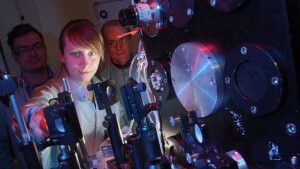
[119,0,164,37]
[193,124,203,144]
[171,42,223,117]
[225,150,248,169]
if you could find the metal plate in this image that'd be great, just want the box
[170,42,224,117]
[224,44,283,116]
[147,58,175,103]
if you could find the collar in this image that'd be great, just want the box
[111,54,132,69]
[112,61,131,69]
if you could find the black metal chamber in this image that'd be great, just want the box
[135,0,300,168]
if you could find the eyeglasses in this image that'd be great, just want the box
[106,36,130,48]
[15,43,45,55]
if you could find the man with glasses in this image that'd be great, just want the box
[99,20,142,134]
[100,20,137,105]
[0,23,55,169]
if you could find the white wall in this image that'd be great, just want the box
[0,0,125,76]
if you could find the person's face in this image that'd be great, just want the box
[104,25,131,66]
[59,36,100,85]
[12,32,47,72]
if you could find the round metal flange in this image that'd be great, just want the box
[224,44,283,116]
[147,58,173,103]
[170,42,224,117]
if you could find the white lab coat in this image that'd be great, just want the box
[22,66,125,169]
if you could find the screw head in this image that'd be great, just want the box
[169,16,174,23]
[181,44,186,52]
[210,0,216,6]
[286,123,297,136]
[271,76,279,85]
[187,8,193,16]
[250,106,257,114]
[158,95,163,101]
[225,77,231,84]
[240,46,248,55]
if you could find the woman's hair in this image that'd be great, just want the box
[59,19,104,62]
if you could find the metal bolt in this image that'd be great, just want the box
[181,44,186,52]
[186,153,198,164]
[286,123,297,136]
[241,46,248,55]
[158,95,163,101]
[225,77,231,84]
[186,8,193,16]
[171,78,175,85]
[155,22,161,28]
[250,106,257,114]
[291,156,298,166]
[178,146,184,153]
[210,77,216,85]
[169,16,174,23]
[271,76,279,85]
[151,60,155,66]
[210,0,217,7]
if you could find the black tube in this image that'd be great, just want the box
[126,134,144,169]
[104,108,124,168]
[139,123,161,163]
[19,141,43,169]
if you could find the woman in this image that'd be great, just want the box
[21,19,125,168]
